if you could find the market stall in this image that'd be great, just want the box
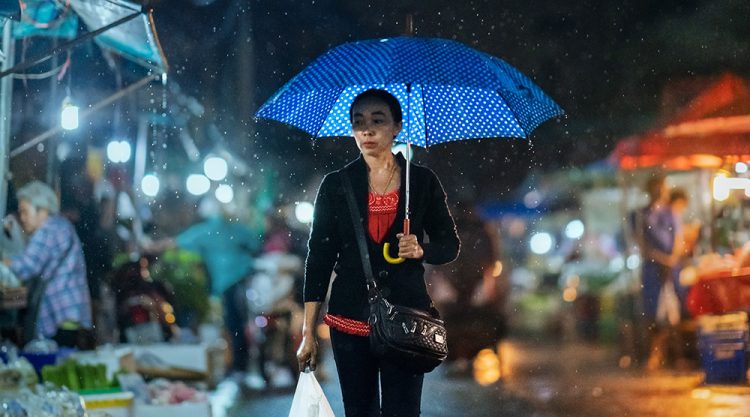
[610,73,750,382]
[611,73,750,302]
[0,338,222,417]
[687,268,750,316]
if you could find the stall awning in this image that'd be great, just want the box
[611,73,750,171]
[9,0,167,73]
[612,130,750,171]
[70,0,167,73]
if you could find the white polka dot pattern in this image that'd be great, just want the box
[256,36,563,147]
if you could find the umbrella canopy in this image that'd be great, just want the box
[256,36,563,147]
[256,36,562,262]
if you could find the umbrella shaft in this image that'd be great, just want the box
[405,142,411,222]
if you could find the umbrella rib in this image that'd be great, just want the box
[493,89,530,139]
[313,87,348,138]
[418,85,430,147]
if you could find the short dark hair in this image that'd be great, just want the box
[670,187,688,204]
[349,89,403,124]
[645,174,665,201]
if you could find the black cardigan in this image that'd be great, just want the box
[303,153,460,321]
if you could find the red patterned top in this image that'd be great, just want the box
[367,189,399,244]
[324,189,399,337]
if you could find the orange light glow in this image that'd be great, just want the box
[492,261,503,278]
[563,287,577,302]
[566,274,580,287]
[691,388,711,400]
[618,355,632,369]
[497,341,515,379]
[473,349,501,386]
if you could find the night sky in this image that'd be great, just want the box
[146,0,750,203]
[10,0,750,206]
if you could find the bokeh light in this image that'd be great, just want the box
[529,232,553,254]
[186,174,211,196]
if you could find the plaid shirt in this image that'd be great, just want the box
[10,215,92,337]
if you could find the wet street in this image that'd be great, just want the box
[213,338,750,417]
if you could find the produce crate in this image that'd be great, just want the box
[698,312,748,333]
[82,391,134,417]
[128,342,227,387]
[133,402,210,417]
[697,313,749,384]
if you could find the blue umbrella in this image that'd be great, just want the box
[256,36,563,258]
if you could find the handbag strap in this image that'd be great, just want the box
[341,172,377,292]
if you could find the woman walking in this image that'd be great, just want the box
[296,89,460,417]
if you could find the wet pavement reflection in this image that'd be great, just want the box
[220,339,750,417]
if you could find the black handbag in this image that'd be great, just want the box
[342,173,448,373]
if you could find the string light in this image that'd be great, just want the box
[141,174,160,197]
[107,140,132,163]
[204,156,228,181]
[215,184,234,203]
[186,174,210,196]
[60,96,79,130]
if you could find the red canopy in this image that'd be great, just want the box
[612,73,750,171]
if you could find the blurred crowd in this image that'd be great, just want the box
[1,159,510,387]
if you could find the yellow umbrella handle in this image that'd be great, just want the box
[383,219,410,264]
[383,243,405,264]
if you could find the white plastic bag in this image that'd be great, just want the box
[656,280,681,326]
[288,372,335,417]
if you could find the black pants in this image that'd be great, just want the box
[330,328,424,417]
[223,280,249,372]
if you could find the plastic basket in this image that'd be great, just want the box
[20,352,58,377]
[698,312,748,333]
[698,329,748,384]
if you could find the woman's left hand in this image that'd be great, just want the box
[396,233,424,259]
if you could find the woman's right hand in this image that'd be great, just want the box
[296,333,318,372]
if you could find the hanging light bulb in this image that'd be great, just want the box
[295,201,315,224]
[60,96,79,130]
[141,174,160,197]
[215,184,234,203]
[107,140,132,163]
[204,156,228,181]
[186,174,211,196]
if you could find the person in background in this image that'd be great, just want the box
[3,181,92,347]
[145,198,262,381]
[439,200,503,372]
[634,175,677,370]
[60,158,114,340]
[669,188,700,310]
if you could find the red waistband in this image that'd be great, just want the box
[324,313,370,337]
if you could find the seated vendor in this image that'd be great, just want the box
[2,181,92,347]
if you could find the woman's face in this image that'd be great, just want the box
[18,200,47,233]
[351,98,402,158]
